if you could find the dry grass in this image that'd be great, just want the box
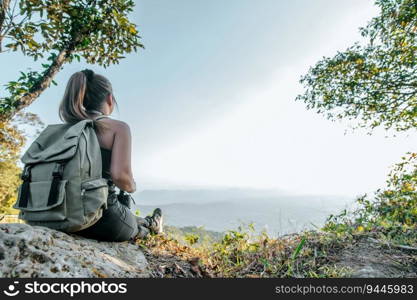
[132,228,416,278]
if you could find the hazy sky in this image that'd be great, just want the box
[1,0,416,197]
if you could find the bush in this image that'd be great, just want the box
[324,152,417,246]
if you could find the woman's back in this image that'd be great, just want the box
[100,147,112,181]
[94,116,114,181]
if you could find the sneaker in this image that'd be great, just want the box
[145,208,163,234]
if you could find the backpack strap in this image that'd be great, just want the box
[17,165,32,208]
[47,162,65,206]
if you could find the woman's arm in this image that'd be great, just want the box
[110,121,136,193]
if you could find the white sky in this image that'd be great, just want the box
[134,1,416,197]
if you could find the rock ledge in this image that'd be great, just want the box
[0,223,149,278]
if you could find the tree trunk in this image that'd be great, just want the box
[0,44,79,122]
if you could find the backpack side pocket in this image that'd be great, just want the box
[14,179,68,221]
[81,178,108,225]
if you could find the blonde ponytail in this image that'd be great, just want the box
[59,70,117,133]
[59,72,90,123]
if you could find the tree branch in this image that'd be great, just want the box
[1,36,80,122]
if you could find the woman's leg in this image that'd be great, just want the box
[134,219,150,239]
[75,192,139,242]
[136,208,164,235]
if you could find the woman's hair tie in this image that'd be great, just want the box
[81,69,94,82]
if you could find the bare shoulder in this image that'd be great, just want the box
[100,118,131,134]
[95,118,131,148]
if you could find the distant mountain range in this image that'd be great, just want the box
[131,188,354,237]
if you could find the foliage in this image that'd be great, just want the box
[0,159,21,214]
[298,0,417,250]
[0,112,43,214]
[0,116,25,162]
[163,225,223,247]
[324,152,417,246]
[297,0,417,132]
[0,0,143,120]
[0,111,42,160]
[140,224,352,278]
[3,0,141,64]
[184,233,199,246]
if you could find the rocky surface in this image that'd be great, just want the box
[336,237,417,278]
[0,223,149,278]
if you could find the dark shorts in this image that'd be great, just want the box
[75,192,139,242]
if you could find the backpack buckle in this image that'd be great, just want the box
[21,165,32,181]
[52,163,64,178]
[47,162,65,207]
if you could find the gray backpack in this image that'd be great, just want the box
[12,119,109,233]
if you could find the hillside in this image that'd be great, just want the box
[141,225,416,278]
[0,222,415,278]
